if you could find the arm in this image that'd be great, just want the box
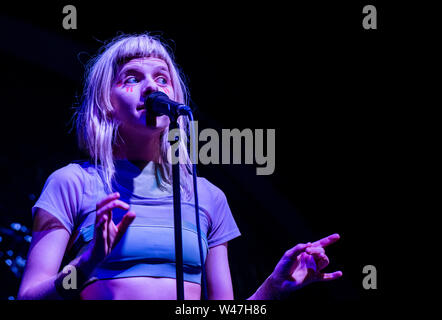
[18,193,136,300]
[247,276,281,300]
[205,242,234,300]
[17,208,82,299]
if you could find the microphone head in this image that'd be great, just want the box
[144,91,191,118]
[144,91,171,116]
[145,91,169,107]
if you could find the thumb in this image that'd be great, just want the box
[275,243,312,277]
[113,211,136,247]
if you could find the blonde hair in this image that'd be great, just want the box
[75,32,193,198]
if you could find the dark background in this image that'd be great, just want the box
[0,0,434,308]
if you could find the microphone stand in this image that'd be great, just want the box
[169,117,185,301]
[146,92,206,300]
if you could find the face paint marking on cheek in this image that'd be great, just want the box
[163,87,169,94]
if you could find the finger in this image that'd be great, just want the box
[95,213,109,232]
[311,233,340,248]
[285,243,312,259]
[305,249,328,263]
[274,243,312,276]
[301,252,318,272]
[97,200,130,215]
[96,192,121,212]
[95,192,120,224]
[106,209,113,252]
[96,214,108,251]
[113,211,136,247]
[306,246,325,255]
[321,271,343,281]
[305,247,326,264]
[116,211,136,231]
[314,253,330,270]
[95,215,106,237]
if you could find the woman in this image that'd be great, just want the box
[17,33,342,300]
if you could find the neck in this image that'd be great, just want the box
[113,130,162,171]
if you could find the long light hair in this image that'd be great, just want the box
[75,33,193,198]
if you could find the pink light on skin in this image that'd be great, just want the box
[115,82,133,92]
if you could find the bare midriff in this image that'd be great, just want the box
[80,276,201,300]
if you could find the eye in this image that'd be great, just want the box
[125,76,139,84]
[156,76,168,86]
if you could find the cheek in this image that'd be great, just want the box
[160,87,170,95]
[159,86,175,99]
[111,87,137,109]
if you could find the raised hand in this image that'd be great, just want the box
[290,234,342,288]
[256,234,342,299]
[85,192,136,266]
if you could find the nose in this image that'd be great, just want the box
[141,77,159,98]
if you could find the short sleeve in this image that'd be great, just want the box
[205,181,241,248]
[32,164,85,234]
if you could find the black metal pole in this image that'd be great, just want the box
[169,119,184,301]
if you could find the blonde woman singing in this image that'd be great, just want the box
[18,33,342,300]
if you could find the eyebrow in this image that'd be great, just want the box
[119,65,170,77]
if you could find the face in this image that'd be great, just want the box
[110,57,174,138]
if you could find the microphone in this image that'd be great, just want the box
[144,91,191,119]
